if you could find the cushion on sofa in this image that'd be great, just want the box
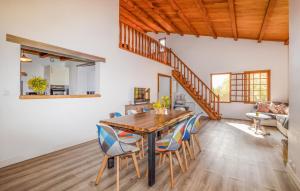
[257,102,270,112]
[269,103,288,114]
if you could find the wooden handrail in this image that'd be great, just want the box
[119,21,220,118]
[119,22,171,65]
[169,50,220,116]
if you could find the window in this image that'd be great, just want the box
[244,70,270,103]
[211,70,270,103]
[211,73,231,102]
[20,48,100,98]
[231,73,244,102]
[159,38,166,52]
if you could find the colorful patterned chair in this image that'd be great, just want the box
[181,114,197,170]
[95,123,140,191]
[190,113,204,156]
[156,120,187,188]
[142,108,150,112]
[112,112,144,159]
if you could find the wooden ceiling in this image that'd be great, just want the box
[119,0,289,44]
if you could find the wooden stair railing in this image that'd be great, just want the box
[170,50,220,120]
[119,22,221,119]
[119,22,172,66]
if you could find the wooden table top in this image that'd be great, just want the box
[100,110,193,133]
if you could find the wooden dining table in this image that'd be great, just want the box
[100,110,192,187]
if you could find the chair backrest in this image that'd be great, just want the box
[191,113,203,132]
[167,120,187,150]
[127,109,138,115]
[143,108,150,112]
[112,111,134,135]
[96,123,125,156]
[113,112,122,118]
[182,114,197,140]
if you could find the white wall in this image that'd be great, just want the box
[150,33,289,119]
[0,0,171,167]
[287,0,300,187]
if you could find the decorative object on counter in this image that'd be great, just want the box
[27,77,48,95]
[161,96,170,109]
[153,96,170,114]
[256,111,259,116]
[134,87,150,104]
[153,101,163,114]
[174,93,189,111]
[174,93,186,105]
[87,91,95,95]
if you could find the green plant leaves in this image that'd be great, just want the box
[28,76,48,94]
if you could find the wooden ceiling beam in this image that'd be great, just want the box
[145,0,183,35]
[228,0,238,40]
[120,16,146,33]
[204,0,227,4]
[193,0,217,39]
[258,0,277,43]
[169,0,199,36]
[39,52,49,58]
[122,0,169,34]
[120,6,149,32]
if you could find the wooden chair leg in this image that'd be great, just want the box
[185,141,195,160]
[141,137,145,158]
[168,151,174,188]
[191,134,196,157]
[195,135,202,152]
[182,141,188,170]
[144,167,148,178]
[116,156,120,191]
[162,153,166,164]
[158,153,163,167]
[175,150,185,173]
[131,153,141,178]
[95,155,109,185]
[120,157,123,170]
[136,142,142,159]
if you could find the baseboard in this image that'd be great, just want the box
[287,163,300,190]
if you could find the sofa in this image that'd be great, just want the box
[254,101,289,137]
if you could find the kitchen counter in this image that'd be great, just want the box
[19,94,101,99]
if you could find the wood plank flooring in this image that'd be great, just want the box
[0,119,298,191]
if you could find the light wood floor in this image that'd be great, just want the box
[0,119,298,191]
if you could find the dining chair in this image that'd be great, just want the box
[142,108,150,112]
[112,112,144,159]
[190,113,204,157]
[181,114,197,170]
[156,120,187,188]
[95,123,141,191]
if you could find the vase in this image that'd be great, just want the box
[155,108,166,115]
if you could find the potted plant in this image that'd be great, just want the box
[28,76,48,95]
[153,96,170,114]
[153,100,163,114]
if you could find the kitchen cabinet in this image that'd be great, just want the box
[44,64,69,85]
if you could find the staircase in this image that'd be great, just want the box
[119,22,221,120]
